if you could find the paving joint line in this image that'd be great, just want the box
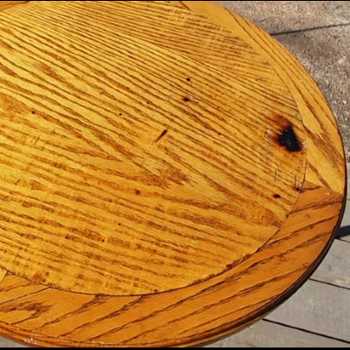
[262,319,350,344]
[271,22,350,36]
[309,278,350,291]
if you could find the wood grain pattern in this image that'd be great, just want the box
[0,0,306,296]
[186,1,345,194]
[0,1,28,12]
[0,1,346,347]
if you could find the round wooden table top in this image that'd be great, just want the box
[0,1,346,347]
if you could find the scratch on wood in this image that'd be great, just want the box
[154,129,168,144]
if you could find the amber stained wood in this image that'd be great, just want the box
[0,1,346,348]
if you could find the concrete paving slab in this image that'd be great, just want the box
[311,239,350,288]
[266,280,350,341]
[217,1,350,34]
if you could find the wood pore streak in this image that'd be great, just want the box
[0,1,345,347]
[0,1,28,12]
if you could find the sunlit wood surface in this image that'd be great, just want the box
[0,1,346,347]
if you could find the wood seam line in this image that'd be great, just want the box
[0,179,343,300]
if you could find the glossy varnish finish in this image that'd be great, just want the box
[0,1,346,347]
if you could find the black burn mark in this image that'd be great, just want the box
[183,96,191,102]
[277,124,302,152]
[273,194,281,199]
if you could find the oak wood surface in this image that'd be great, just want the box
[0,1,28,12]
[0,1,346,347]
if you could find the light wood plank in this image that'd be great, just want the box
[209,320,350,348]
[266,280,350,341]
